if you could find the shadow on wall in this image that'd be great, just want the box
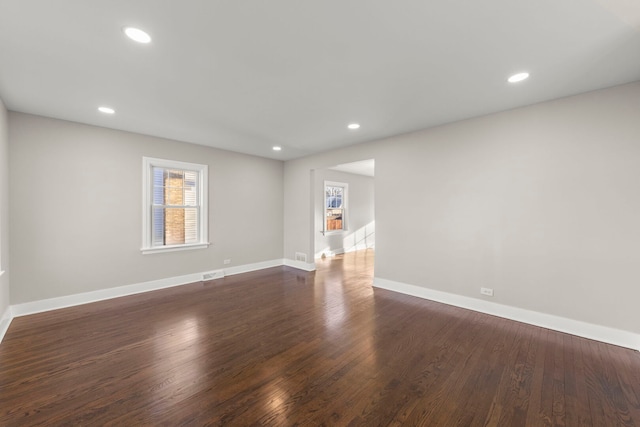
[316,221,375,258]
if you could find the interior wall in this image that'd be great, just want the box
[0,98,10,329]
[284,81,640,334]
[314,169,374,258]
[9,113,284,304]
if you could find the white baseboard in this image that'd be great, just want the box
[0,305,12,343]
[10,258,287,319]
[224,259,284,276]
[11,272,206,318]
[0,258,321,344]
[283,258,316,272]
[373,277,640,352]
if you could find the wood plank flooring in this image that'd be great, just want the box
[1,249,639,426]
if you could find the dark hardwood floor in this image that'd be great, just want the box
[1,249,639,426]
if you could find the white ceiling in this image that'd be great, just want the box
[1,1,639,161]
[329,160,375,177]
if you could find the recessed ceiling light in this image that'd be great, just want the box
[348,123,360,130]
[272,146,282,151]
[508,72,530,83]
[123,27,151,44]
[98,106,115,114]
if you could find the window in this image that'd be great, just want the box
[325,181,348,233]
[142,157,209,254]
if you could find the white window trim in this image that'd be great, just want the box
[141,157,210,254]
[323,180,348,235]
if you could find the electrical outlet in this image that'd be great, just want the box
[223,259,231,265]
[295,252,307,262]
[480,287,494,297]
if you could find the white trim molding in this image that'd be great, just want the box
[12,272,205,318]
[0,258,321,344]
[224,259,284,276]
[373,277,640,352]
[7,258,314,323]
[284,258,316,272]
[0,306,12,343]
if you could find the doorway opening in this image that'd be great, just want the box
[312,159,375,265]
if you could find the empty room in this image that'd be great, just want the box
[0,1,639,425]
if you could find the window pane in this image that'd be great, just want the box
[152,186,164,205]
[326,186,343,208]
[152,207,199,246]
[325,184,346,231]
[152,167,164,185]
[184,171,198,206]
[326,208,343,230]
[165,169,183,186]
[164,170,184,206]
[163,207,185,245]
[184,170,197,186]
[152,207,165,246]
[184,208,198,243]
[152,168,164,203]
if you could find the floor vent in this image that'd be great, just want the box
[202,270,225,281]
[295,252,307,263]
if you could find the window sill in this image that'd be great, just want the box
[141,242,210,255]
[324,230,346,236]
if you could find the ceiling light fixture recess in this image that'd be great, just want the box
[123,27,152,44]
[348,123,360,130]
[272,146,282,151]
[98,106,115,114]
[508,72,530,83]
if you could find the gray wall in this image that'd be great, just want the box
[9,113,284,304]
[284,81,640,334]
[5,81,640,336]
[0,98,9,325]
[314,169,374,258]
